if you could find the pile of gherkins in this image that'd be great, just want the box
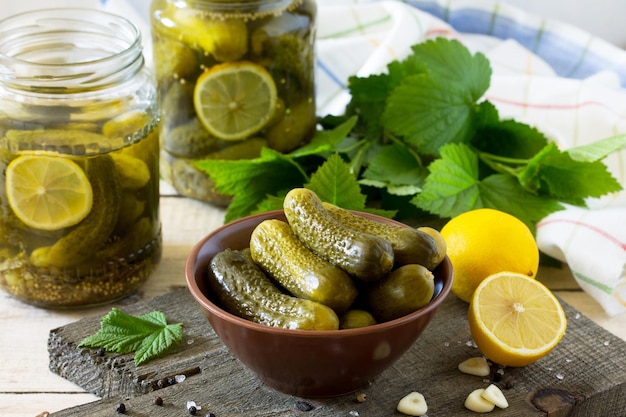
[209,188,447,330]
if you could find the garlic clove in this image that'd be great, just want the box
[397,391,428,416]
[464,388,495,413]
[481,384,509,409]
[458,356,491,377]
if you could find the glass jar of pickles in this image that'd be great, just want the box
[0,9,162,308]
[151,0,317,204]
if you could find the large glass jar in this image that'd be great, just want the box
[151,0,317,204]
[0,9,162,308]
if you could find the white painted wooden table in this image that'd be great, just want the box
[1,189,625,417]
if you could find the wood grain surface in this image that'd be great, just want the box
[47,287,626,416]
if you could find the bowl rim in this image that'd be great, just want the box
[185,209,453,337]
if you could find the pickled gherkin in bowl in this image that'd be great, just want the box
[151,0,317,204]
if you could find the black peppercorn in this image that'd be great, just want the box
[295,401,314,411]
[188,405,197,415]
[204,413,216,417]
[115,403,126,414]
[503,377,516,389]
[96,348,105,357]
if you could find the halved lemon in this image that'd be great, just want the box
[193,61,277,141]
[468,271,567,367]
[6,155,93,231]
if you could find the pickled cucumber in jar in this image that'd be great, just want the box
[151,0,317,205]
[0,115,161,307]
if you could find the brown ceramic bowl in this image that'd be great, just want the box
[185,209,453,398]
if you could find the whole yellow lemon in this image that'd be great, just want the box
[440,208,539,303]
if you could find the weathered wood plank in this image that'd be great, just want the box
[48,288,626,416]
[48,288,216,399]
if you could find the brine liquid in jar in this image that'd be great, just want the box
[151,0,317,204]
[0,9,162,308]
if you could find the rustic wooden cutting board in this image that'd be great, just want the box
[47,287,626,416]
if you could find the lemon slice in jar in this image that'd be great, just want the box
[6,155,93,231]
[193,61,277,141]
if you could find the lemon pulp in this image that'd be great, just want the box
[468,271,567,367]
[6,155,93,231]
[193,61,277,141]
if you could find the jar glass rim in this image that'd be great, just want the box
[0,8,144,93]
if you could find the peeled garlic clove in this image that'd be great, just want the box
[481,384,509,409]
[397,391,428,416]
[464,389,495,413]
[458,357,490,377]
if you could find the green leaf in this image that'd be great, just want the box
[134,324,183,366]
[388,51,427,82]
[516,143,556,193]
[474,175,563,230]
[412,143,480,216]
[407,38,492,99]
[344,54,420,140]
[78,308,183,366]
[381,39,491,155]
[413,144,562,228]
[290,116,358,158]
[196,148,308,222]
[519,143,623,205]
[252,193,288,214]
[305,153,397,217]
[473,100,501,129]
[473,118,549,159]
[346,75,393,139]
[305,153,367,210]
[382,73,479,154]
[566,134,626,162]
[361,143,426,187]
